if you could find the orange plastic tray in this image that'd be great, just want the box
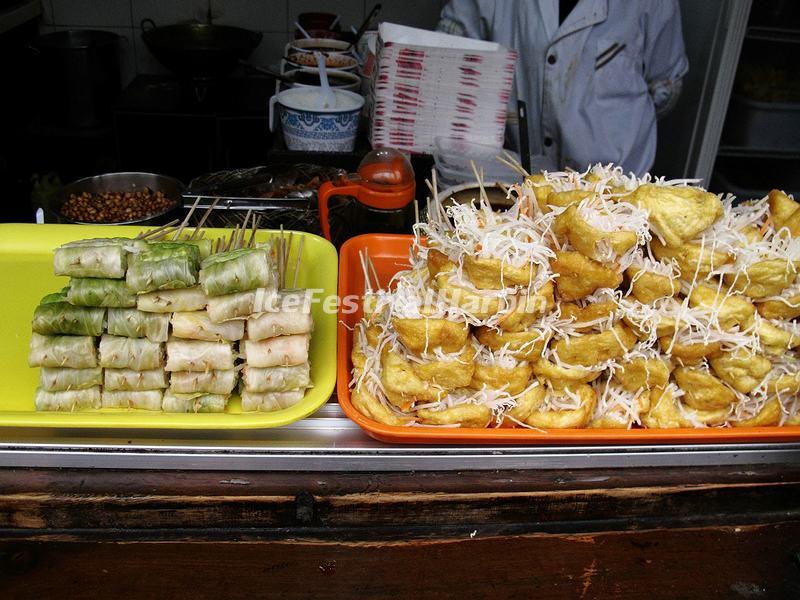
[337,234,800,445]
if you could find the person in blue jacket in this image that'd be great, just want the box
[438,0,689,175]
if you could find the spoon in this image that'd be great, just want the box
[295,21,312,39]
[314,51,336,110]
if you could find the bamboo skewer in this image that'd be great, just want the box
[172,196,202,240]
[190,198,220,239]
[137,219,180,239]
[291,236,305,289]
[470,160,490,206]
[248,215,261,249]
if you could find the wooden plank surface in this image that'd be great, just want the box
[1,465,798,598]
[1,524,799,599]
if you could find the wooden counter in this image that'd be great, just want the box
[1,463,799,598]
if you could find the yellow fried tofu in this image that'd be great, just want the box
[642,386,729,428]
[380,350,442,407]
[630,184,723,248]
[724,259,799,299]
[651,238,732,281]
[475,326,550,360]
[525,384,597,428]
[709,350,772,394]
[497,282,555,332]
[435,273,502,319]
[470,361,532,395]
[351,384,411,426]
[626,267,679,303]
[550,250,623,301]
[524,173,554,209]
[427,248,455,278]
[532,359,603,389]
[555,205,638,262]
[673,367,736,410]
[612,357,671,392]
[351,334,367,370]
[463,255,535,289]
[551,323,637,367]
[756,295,800,320]
[768,189,800,233]
[410,343,477,390]
[758,320,800,355]
[767,372,800,396]
[732,398,782,427]
[416,403,492,428]
[588,388,651,429]
[392,317,469,354]
[560,300,617,332]
[541,189,594,213]
[688,284,755,330]
[658,337,723,366]
[501,385,546,426]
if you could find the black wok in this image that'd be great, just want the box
[141,19,262,79]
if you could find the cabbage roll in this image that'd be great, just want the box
[104,368,168,391]
[98,334,164,370]
[32,290,105,336]
[206,288,278,323]
[241,389,305,412]
[101,389,163,410]
[169,369,237,394]
[67,277,136,307]
[106,308,169,342]
[35,386,101,411]
[200,247,277,297]
[126,242,200,294]
[247,312,313,341]
[29,333,97,368]
[137,286,208,313]
[161,390,228,413]
[242,334,309,368]
[53,237,146,279]
[171,311,244,341]
[182,238,213,259]
[165,338,235,372]
[40,367,103,392]
[242,363,311,393]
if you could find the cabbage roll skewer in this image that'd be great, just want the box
[137,286,207,313]
[107,308,170,342]
[171,311,245,341]
[126,242,201,294]
[161,390,228,413]
[169,370,237,395]
[104,368,168,391]
[200,247,278,297]
[67,277,136,307]
[29,333,98,368]
[165,338,235,372]
[35,387,101,411]
[98,335,164,370]
[32,290,105,336]
[40,367,103,392]
[101,389,163,410]
[241,389,305,412]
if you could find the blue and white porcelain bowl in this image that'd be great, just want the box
[269,87,364,152]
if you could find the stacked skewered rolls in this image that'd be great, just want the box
[349,164,800,429]
[28,229,313,413]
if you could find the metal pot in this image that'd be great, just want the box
[141,19,262,79]
[52,172,185,225]
[31,30,121,128]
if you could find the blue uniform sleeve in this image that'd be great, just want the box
[643,0,689,116]
[437,0,490,39]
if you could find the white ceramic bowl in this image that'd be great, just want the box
[269,87,365,152]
